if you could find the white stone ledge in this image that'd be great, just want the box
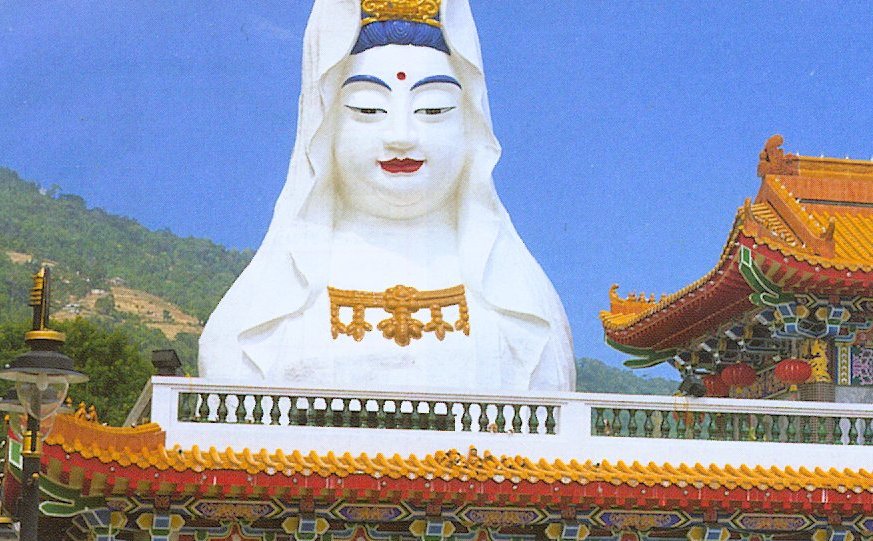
[146,376,873,472]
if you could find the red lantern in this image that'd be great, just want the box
[720,363,757,388]
[702,374,729,397]
[774,358,811,386]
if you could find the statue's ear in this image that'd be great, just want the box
[440,0,484,71]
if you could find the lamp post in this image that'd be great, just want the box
[0,268,87,541]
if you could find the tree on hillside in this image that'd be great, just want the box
[575,357,677,395]
[56,318,153,426]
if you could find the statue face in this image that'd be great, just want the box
[333,44,465,220]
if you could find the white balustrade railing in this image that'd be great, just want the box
[146,376,873,470]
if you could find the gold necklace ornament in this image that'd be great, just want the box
[328,284,470,346]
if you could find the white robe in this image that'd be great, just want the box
[198,0,576,392]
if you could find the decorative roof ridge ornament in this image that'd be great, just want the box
[607,284,660,316]
[757,134,799,178]
[361,0,442,27]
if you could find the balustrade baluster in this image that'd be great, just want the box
[197,393,210,422]
[236,394,247,423]
[710,412,723,441]
[848,418,859,445]
[864,418,873,445]
[478,403,489,432]
[495,404,506,433]
[770,415,781,442]
[339,397,350,427]
[832,417,843,444]
[252,395,264,424]
[660,410,670,439]
[786,416,798,443]
[724,414,735,441]
[801,417,812,443]
[675,411,686,440]
[270,396,281,425]
[375,399,386,428]
[738,414,750,441]
[643,410,654,438]
[545,405,557,435]
[512,405,522,434]
[627,409,638,437]
[216,394,228,422]
[613,409,625,437]
[461,403,472,432]
[692,413,703,440]
[301,398,313,427]
[529,405,540,434]
[755,414,765,441]
[817,416,828,444]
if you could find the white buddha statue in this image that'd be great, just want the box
[198,0,576,392]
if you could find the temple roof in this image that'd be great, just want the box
[601,135,873,351]
[42,412,873,496]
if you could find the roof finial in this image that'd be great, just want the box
[757,134,798,178]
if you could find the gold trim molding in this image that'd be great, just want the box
[328,284,469,346]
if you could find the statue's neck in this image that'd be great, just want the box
[330,205,461,290]
[335,204,455,239]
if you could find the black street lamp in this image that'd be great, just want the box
[0,268,87,541]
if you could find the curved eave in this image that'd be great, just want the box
[603,229,873,351]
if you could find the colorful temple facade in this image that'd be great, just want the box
[0,138,871,540]
[603,135,873,403]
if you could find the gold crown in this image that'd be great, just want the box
[361,0,441,27]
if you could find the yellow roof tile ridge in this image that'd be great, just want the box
[42,436,873,493]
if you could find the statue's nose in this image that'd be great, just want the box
[384,111,418,151]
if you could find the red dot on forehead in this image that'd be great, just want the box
[396,71,406,80]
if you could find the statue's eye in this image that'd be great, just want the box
[415,107,455,115]
[346,105,387,115]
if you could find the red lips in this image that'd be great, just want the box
[379,158,424,174]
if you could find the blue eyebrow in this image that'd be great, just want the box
[410,75,462,90]
[342,74,392,91]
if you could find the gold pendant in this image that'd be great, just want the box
[328,284,470,347]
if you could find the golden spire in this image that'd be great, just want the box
[25,267,65,345]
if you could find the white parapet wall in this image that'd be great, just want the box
[147,376,873,471]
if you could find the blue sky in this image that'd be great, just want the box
[2,3,872,379]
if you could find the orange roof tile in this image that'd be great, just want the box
[43,413,873,493]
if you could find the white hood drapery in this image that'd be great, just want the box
[199,0,576,391]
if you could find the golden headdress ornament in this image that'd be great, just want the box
[361,0,441,27]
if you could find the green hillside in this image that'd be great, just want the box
[0,167,673,422]
[0,167,253,324]
[576,357,677,395]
